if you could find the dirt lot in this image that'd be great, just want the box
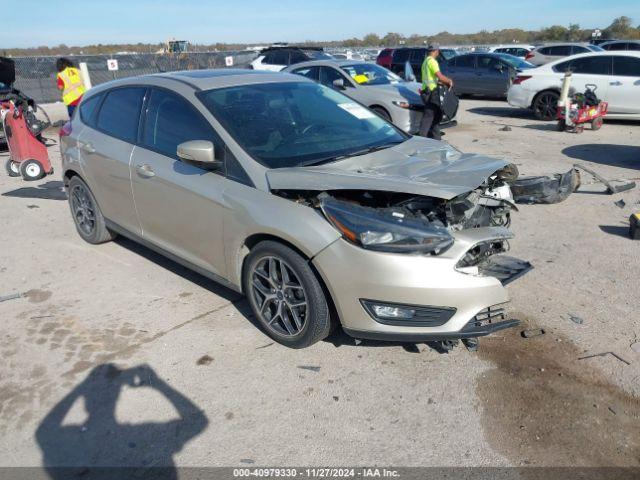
[1,98,639,469]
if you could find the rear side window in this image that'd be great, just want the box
[612,56,640,76]
[571,45,589,54]
[410,49,426,62]
[272,51,289,65]
[557,56,612,75]
[289,50,307,64]
[605,42,626,51]
[453,55,475,68]
[628,43,640,51]
[393,49,410,63]
[78,93,103,127]
[142,88,220,159]
[549,45,571,56]
[96,87,146,143]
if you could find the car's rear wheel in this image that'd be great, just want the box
[68,176,115,244]
[243,241,331,349]
[533,90,559,121]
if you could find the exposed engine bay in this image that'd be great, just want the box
[273,163,524,274]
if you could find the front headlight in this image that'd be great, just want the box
[320,196,453,254]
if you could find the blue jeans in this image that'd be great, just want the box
[67,104,77,118]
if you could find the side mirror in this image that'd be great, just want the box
[493,63,504,72]
[332,78,345,89]
[177,140,222,168]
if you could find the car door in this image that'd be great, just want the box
[130,88,228,276]
[562,55,612,101]
[78,86,146,235]
[476,55,510,96]
[608,55,640,114]
[447,55,476,94]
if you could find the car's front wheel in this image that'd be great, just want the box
[243,241,331,348]
[533,90,559,121]
[68,176,115,244]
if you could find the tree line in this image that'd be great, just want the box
[2,16,638,57]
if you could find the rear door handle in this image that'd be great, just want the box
[79,141,95,154]
[135,164,155,178]
[610,81,623,86]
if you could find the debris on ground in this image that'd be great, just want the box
[509,168,581,204]
[630,342,640,353]
[574,163,636,194]
[614,199,626,209]
[500,125,512,132]
[0,292,23,303]
[521,328,545,338]
[196,355,214,366]
[27,205,40,209]
[255,342,274,349]
[297,365,321,372]
[578,351,631,366]
[630,213,640,240]
[569,314,585,325]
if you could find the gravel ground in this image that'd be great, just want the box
[1,98,639,469]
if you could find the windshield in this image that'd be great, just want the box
[199,82,406,169]
[495,53,534,69]
[341,63,403,85]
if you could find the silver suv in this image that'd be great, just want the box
[61,69,528,349]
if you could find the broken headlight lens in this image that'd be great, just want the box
[320,196,453,254]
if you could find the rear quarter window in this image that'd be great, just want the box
[78,93,103,127]
[96,87,146,143]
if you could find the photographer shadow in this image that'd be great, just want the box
[36,363,208,480]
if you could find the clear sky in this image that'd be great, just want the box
[2,0,639,48]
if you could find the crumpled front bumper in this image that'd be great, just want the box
[312,227,530,342]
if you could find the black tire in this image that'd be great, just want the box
[19,159,46,181]
[243,241,331,349]
[591,117,603,131]
[5,158,20,177]
[532,90,559,121]
[371,106,392,122]
[67,176,115,244]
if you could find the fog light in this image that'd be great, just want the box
[371,304,415,320]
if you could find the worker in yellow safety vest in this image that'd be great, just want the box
[56,58,86,117]
[418,44,453,140]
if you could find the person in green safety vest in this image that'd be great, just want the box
[418,44,453,140]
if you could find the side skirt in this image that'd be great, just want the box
[104,219,242,294]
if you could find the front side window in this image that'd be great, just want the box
[292,66,320,81]
[142,89,220,159]
[553,56,612,75]
[341,63,402,86]
[96,87,146,143]
[606,42,626,51]
[320,67,348,87]
[289,50,307,64]
[612,56,640,76]
[454,55,475,68]
[199,82,406,169]
[549,46,571,56]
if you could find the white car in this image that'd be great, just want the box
[250,47,333,72]
[525,43,603,66]
[507,51,640,120]
[488,45,535,58]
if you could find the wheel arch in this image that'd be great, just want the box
[531,87,561,108]
[63,168,81,186]
[369,104,392,121]
[239,233,342,328]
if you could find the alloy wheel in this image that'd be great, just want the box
[250,256,308,337]
[71,184,96,236]
[535,92,558,120]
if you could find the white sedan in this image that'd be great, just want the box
[507,51,640,120]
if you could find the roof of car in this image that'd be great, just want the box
[88,69,313,94]
[535,50,640,69]
[601,39,640,45]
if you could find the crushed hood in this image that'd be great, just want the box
[266,136,510,200]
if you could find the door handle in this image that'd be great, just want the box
[79,141,95,154]
[610,81,623,86]
[135,164,155,178]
